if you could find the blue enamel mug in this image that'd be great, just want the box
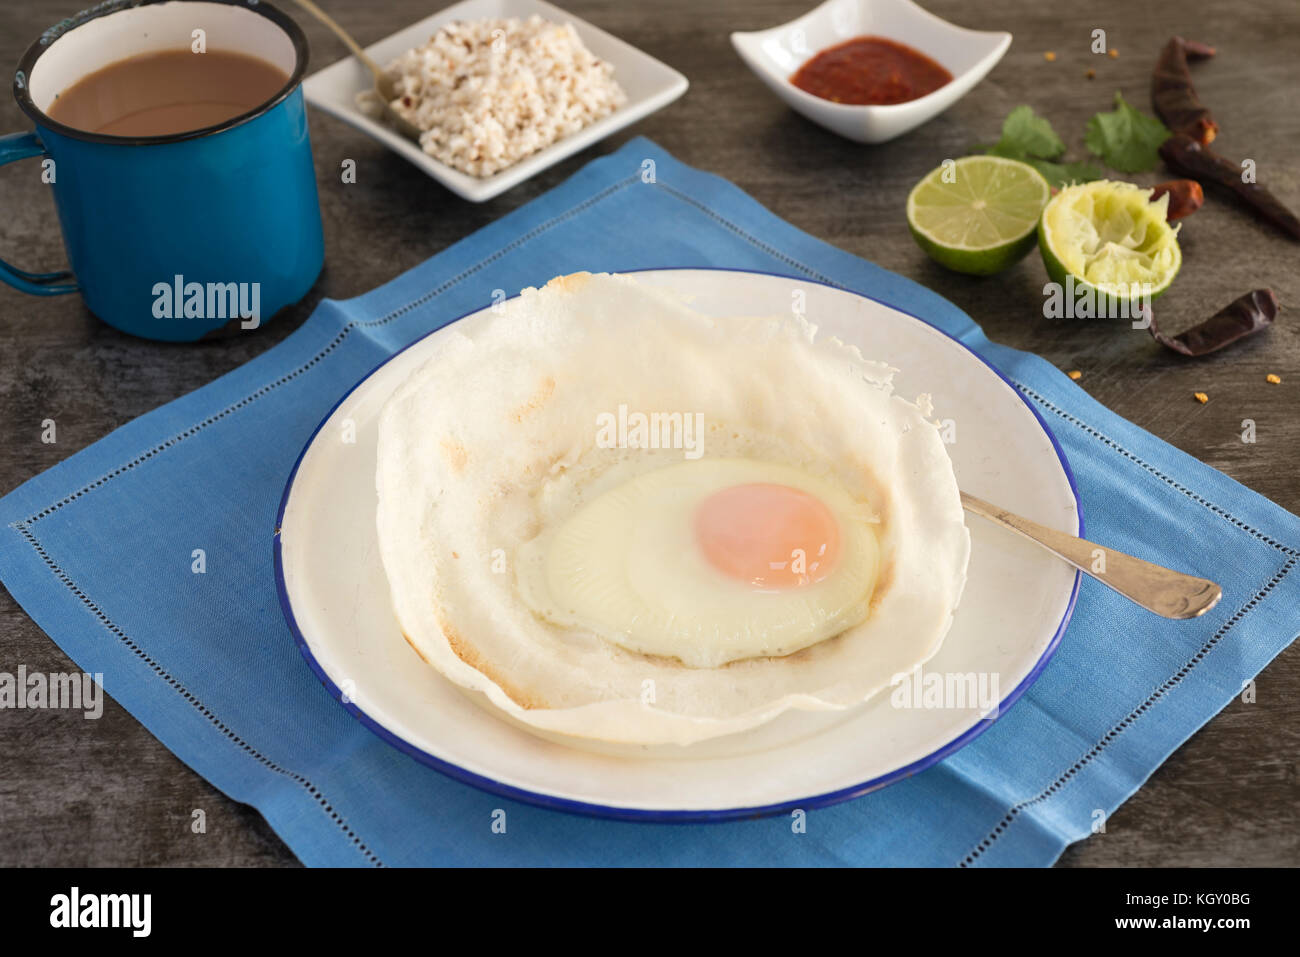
[4,0,323,341]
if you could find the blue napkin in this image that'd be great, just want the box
[2,138,1296,867]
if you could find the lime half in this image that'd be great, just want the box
[906,156,1051,276]
[1039,180,1181,312]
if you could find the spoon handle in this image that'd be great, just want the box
[960,492,1222,620]
[291,0,387,81]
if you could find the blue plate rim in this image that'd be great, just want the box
[272,266,1083,824]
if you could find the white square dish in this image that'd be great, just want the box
[302,0,688,202]
[731,0,1010,144]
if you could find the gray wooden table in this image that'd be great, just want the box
[1,0,1296,867]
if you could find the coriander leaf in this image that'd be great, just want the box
[984,140,1027,159]
[1024,157,1104,188]
[1086,92,1171,173]
[980,105,1100,187]
[991,105,1066,160]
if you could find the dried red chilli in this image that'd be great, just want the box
[1159,134,1300,239]
[1147,288,1280,357]
[1149,179,1204,220]
[1151,37,1218,144]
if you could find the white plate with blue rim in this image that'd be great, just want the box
[274,268,1080,821]
[302,0,688,202]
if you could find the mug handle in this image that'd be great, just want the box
[0,131,77,296]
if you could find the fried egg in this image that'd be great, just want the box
[516,458,880,667]
[374,272,970,746]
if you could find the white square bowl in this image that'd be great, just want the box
[731,0,1010,144]
[303,0,688,202]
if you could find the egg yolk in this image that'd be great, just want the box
[694,483,841,589]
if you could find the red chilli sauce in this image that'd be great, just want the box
[790,36,953,106]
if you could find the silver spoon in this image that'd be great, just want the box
[961,491,1222,619]
[291,0,423,141]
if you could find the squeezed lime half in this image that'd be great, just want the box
[1039,180,1181,311]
